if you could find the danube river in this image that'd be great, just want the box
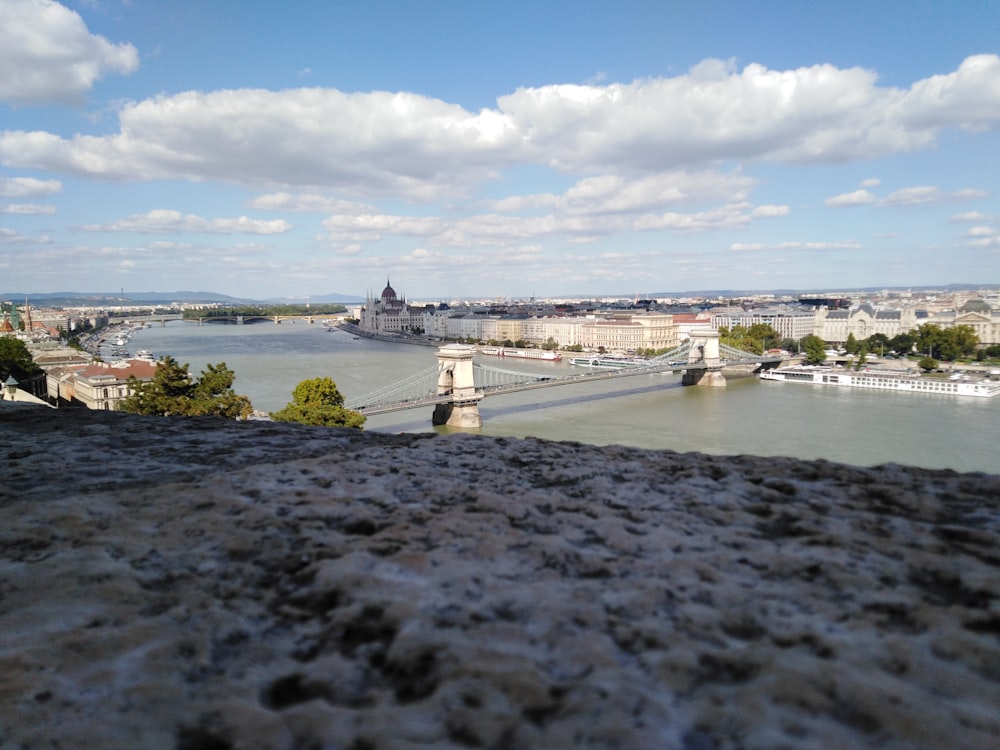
[129,321,999,474]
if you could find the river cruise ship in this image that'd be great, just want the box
[760,365,1000,398]
[569,356,646,369]
[479,347,561,361]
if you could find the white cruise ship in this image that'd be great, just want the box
[760,365,1000,398]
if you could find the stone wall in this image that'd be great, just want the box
[1,404,998,749]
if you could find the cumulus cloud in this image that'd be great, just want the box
[0,0,139,106]
[318,171,781,248]
[879,186,985,207]
[825,189,876,207]
[951,210,993,223]
[80,210,292,234]
[1,203,57,215]
[0,227,51,244]
[731,240,861,251]
[248,192,379,214]
[860,178,880,188]
[1,55,999,195]
[0,175,62,198]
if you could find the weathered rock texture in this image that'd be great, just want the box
[2,405,998,749]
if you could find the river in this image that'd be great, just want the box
[127,321,999,474]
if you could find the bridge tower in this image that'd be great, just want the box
[432,344,483,428]
[682,330,727,387]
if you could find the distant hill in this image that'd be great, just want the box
[264,293,365,304]
[1,291,363,306]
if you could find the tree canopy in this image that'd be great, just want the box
[719,324,780,355]
[801,335,828,365]
[118,356,253,419]
[0,337,42,383]
[270,377,365,429]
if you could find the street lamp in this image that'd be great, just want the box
[4,375,18,401]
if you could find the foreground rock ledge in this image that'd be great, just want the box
[1,406,998,750]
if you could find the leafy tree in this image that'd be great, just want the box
[542,337,559,350]
[801,335,827,365]
[0,337,42,383]
[937,325,978,361]
[271,377,365,429]
[917,356,939,372]
[843,332,859,355]
[119,356,252,419]
[865,333,890,355]
[854,345,868,370]
[914,323,945,359]
[888,332,916,357]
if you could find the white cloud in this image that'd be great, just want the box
[825,189,876,208]
[731,241,861,251]
[0,0,139,106]
[965,226,995,237]
[318,172,778,248]
[248,192,379,214]
[879,186,985,207]
[1,203,57,215]
[0,175,62,198]
[750,205,789,218]
[951,211,993,223]
[1,55,999,195]
[860,178,880,188]
[80,210,292,234]
[0,227,51,244]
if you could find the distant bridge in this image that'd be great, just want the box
[111,314,343,326]
[346,332,790,427]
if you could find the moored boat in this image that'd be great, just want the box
[760,365,1000,398]
[480,347,561,361]
[569,356,645,369]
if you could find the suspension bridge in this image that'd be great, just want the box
[345,331,790,427]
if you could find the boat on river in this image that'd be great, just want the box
[480,347,561,361]
[760,365,1000,398]
[570,356,645,369]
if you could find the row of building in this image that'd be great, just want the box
[358,281,1000,352]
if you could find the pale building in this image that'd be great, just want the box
[814,304,919,344]
[358,280,425,334]
[581,314,679,353]
[927,299,1000,345]
[56,360,158,410]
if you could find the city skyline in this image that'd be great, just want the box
[2,1,999,299]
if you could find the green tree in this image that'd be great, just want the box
[937,325,978,361]
[888,332,916,357]
[917,356,939,372]
[914,324,945,359]
[843,332,859,355]
[119,356,252,419]
[865,333,890,356]
[801,335,827,365]
[271,377,365,429]
[0,337,42,383]
[854,345,868,370]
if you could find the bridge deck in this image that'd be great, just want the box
[354,356,784,415]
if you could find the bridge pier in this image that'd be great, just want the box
[682,330,727,387]
[432,344,483,428]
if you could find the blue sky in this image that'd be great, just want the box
[1,0,999,300]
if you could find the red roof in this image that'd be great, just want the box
[77,360,159,381]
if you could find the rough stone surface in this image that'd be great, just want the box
[2,404,998,749]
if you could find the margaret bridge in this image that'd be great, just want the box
[346,331,791,427]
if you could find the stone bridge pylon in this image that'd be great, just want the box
[432,344,483,427]
[681,330,727,387]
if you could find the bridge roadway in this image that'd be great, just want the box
[353,355,785,416]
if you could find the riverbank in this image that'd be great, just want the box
[2,404,998,749]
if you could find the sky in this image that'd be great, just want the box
[1,0,999,301]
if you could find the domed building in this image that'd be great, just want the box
[358,279,425,334]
